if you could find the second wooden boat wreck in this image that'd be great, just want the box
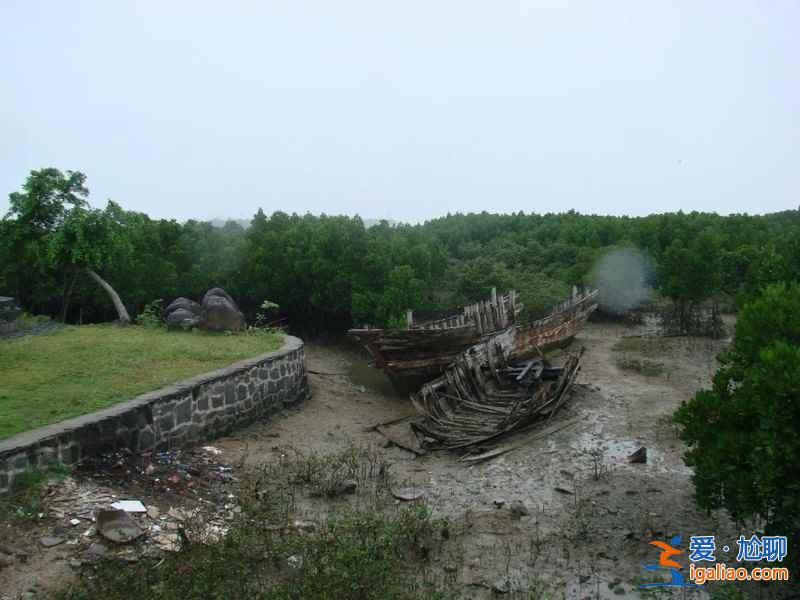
[348,289,523,392]
[349,288,598,392]
[410,329,585,450]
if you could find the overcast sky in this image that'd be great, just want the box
[2,1,798,223]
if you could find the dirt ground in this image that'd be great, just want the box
[0,321,741,599]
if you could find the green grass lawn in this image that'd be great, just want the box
[0,325,284,440]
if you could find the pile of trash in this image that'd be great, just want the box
[35,446,239,564]
[76,445,235,500]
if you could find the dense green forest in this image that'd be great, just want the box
[2,168,800,332]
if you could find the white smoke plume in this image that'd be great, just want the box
[589,247,654,315]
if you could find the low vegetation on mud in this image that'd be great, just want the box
[612,337,666,377]
[0,325,283,439]
[55,446,455,600]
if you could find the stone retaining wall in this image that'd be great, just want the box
[0,335,307,494]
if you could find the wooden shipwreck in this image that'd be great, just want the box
[348,289,523,392]
[410,329,584,450]
[349,288,598,393]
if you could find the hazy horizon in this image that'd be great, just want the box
[3,2,798,222]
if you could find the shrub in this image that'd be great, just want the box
[674,283,800,544]
[136,299,164,328]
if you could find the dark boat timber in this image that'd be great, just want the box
[348,289,523,392]
[410,332,585,450]
[349,288,598,392]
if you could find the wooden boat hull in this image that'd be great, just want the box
[349,289,598,393]
[410,337,585,449]
[509,290,598,361]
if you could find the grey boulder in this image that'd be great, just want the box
[163,288,245,332]
[166,308,202,330]
[201,288,244,331]
[165,297,202,317]
[202,287,236,306]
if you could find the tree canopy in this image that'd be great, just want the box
[3,168,800,330]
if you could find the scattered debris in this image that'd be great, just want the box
[628,446,648,464]
[375,423,426,456]
[76,446,236,501]
[87,543,109,559]
[46,476,115,521]
[153,533,181,552]
[459,419,578,463]
[111,500,147,513]
[167,507,190,521]
[292,520,316,532]
[20,443,239,567]
[363,415,413,432]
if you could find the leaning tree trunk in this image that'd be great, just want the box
[61,269,78,323]
[85,268,131,325]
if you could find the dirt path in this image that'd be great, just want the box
[0,323,736,599]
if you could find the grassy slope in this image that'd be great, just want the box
[0,325,283,440]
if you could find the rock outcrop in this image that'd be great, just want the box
[163,289,244,332]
